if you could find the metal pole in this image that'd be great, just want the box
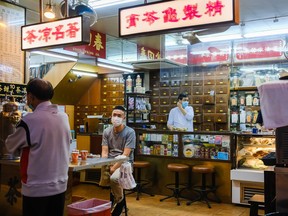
[65,0,69,17]
[39,0,43,22]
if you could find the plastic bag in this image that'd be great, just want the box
[118,162,136,190]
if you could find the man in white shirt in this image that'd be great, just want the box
[167,93,194,131]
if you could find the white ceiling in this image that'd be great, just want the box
[18,0,288,71]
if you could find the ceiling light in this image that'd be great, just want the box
[97,58,134,73]
[44,2,56,19]
[244,28,288,38]
[71,70,98,77]
[90,0,138,9]
[31,51,78,62]
[198,34,242,42]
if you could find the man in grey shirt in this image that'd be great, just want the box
[101,105,135,216]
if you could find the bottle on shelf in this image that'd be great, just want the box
[252,92,259,106]
[136,74,142,87]
[126,75,132,93]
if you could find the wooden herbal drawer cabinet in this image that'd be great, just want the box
[150,114,157,122]
[156,114,168,123]
[160,71,170,79]
[202,123,215,131]
[170,71,181,79]
[193,114,202,123]
[203,114,214,123]
[216,105,227,113]
[151,98,159,106]
[203,86,215,95]
[193,105,203,114]
[180,86,191,94]
[216,78,228,85]
[170,96,178,105]
[203,95,215,105]
[160,98,170,106]
[160,81,169,87]
[193,79,203,86]
[170,80,181,87]
[151,106,160,114]
[193,124,201,131]
[160,88,170,96]
[151,80,159,88]
[152,89,160,96]
[216,95,228,104]
[192,86,203,95]
[170,88,180,96]
[204,78,215,85]
[160,106,170,114]
[215,123,228,131]
[182,80,192,87]
[204,71,215,77]
[203,105,215,113]
[191,71,203,78]
[215,85,228,94]
[215,113,227,123]
[192,95,203,104]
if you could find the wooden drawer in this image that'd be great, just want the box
[203,86,215,95]
[203,114,214,123]
[215,113,227,123]
[160,71,170,79]
[180,86,191,95]
[75,105,82,111]
[152,89,160,96]
[160,97,170,106]
[193,79,203,86]
[150,114,157,122]
[203,105,215,113]
[160,81,169,87]
[151,80,159,88]
[203,95,215,105]
[215,123,228,131]
[182,71,192,79]
[192,86,203,95]
[191,71,203,78]
[151,106,160,114]
[215,105,227,113]
[193,105,203,114]
[215,85,228,94]
[89,105,101,112]
[193,114,202,123]
[151,98,159,106]
[204,78,215,85]
[193,124,201,132]
[160,106,170,114]
[170,80,181,87]
[215,66,229,76]
[192,95,203,105]
[216,95,228,104]
[216,77,228,85]
[101,105,114,113]
[160,88,170,97]
[170,96,178,105]
[109,77,120,84]
[202,123,214,132]
[204,71,215,77]
[181,80,192,87]
[157,114,168,123]
[170,87,180,97]
[170,71,181,79]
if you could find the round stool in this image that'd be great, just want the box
[187,164,221,208]
[160,163,189,206]
[126,161,154,200]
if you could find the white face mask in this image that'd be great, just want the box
[111,116,123,127]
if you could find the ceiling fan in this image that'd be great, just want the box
[182,26,231,45]
[60,0,97,26]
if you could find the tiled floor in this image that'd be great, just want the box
[0,183,264,216]
[72,183,260,216]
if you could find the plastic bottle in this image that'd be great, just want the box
[126,75,132,93]
[136,75,142,87]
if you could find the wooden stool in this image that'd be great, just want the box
[187,165,221,208]
[126,161,154,200]
[160,163,189,205]
[248,194,265,216]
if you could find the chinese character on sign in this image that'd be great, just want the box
[162,7,179,23]
[93,33,104,51]
[205,0,224,16]
[66,22,79,38]
[126,14,140,28]
[142,11,160,25]
[23,30,37,44]
[38,27,52,42]
[182,4,202,20]
[4,86,9,93]
[52,25,65,40]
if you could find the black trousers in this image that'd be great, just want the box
[22,191,66,216]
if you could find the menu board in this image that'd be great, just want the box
[0,1,25,84]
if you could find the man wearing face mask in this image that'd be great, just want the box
[167,93,194,131]
[101,105,136,216]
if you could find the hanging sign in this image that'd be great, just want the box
[119,0,239,37]
[0,82,26,98]
[21,16,90,51]
[64,30,106,58]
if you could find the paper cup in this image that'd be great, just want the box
[71,151,79,163]
[80,150,88,160]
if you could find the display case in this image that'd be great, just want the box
[135,129,235,162]
[126,93,151,127]
[231,133,276,205]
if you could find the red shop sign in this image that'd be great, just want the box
[188,43,231,65]
[234,39,285,61]
[64,30,106,58]
[137,45,160,60]
[165,48,187,65]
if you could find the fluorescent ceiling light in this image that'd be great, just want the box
[71,70,98,77]
[199,34,242,42]
[90,0,138,9]
[244,28,288,38]
[98,63,134,73]
[31,51,78,62]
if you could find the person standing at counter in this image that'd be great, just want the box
[5,78,71,216]
[101,105,136,216]
[167,93,194,131]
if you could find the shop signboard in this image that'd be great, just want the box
[21,16,90,51]
[137,45,160,60]
[0,82,26,98]
[187,41,231,65]
[119,0,239,37]
[233,38,286,62]
[64,30,106,58]
[165,48,188,65]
